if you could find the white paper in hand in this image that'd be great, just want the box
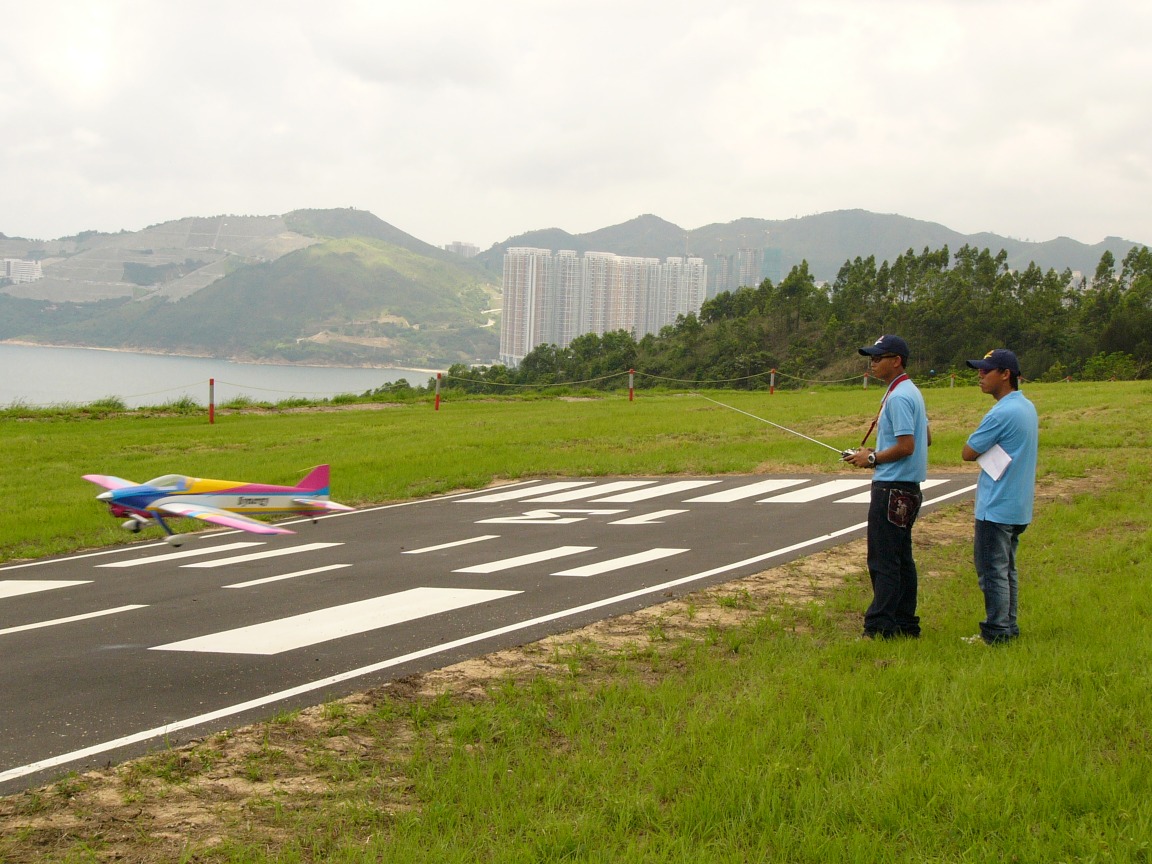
[977,443,1012,481]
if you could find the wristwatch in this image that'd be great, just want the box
[866,451,877,467]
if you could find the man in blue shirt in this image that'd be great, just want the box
[846,335,930,638]
[961,349,1039,644]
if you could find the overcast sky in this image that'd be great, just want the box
[4,0,1150,249]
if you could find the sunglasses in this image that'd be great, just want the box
[869,354,899,363]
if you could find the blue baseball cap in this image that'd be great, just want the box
[966,349,1020,374]
[858,335,909,359]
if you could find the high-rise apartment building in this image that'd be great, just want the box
[443,241,480,258]
[500,247,551,366]
[706,247,784,297]
[2,259,43,283]
[499,248,706,366]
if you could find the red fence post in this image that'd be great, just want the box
[209,378,215,424]
[628,369,635,401]
[435,372,442,411]
[770,369,776,395]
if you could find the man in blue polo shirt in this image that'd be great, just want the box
[846,335,930,638]
[961,349,1039,645]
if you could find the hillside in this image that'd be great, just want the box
[475,210,1146,283]
[0,210,501,367]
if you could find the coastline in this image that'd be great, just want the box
[0,340,445,375]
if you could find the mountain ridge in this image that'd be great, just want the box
[475,209,1145,282]
[1,207,1147,367]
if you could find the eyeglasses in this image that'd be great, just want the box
[869,354,899,363]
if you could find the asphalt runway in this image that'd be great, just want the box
[0,473,975,793]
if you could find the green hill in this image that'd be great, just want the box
[1,210,501,367]
[3,244,499,368]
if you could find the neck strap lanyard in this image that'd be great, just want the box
[860,373,909,447]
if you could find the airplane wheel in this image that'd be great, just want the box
[123,519,142,533]
[166,535,184,547]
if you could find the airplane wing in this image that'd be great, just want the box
[157,502,296,535]
[293,497,356,512]
[83,474,138,491]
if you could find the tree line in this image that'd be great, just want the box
[441,243,1152,392]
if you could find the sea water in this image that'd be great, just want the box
[0,343,438,408]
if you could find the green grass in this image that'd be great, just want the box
[8,380,1135,563]
[2,381,1152,861]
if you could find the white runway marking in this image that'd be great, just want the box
[0,605,147,636]
[97,542,265,567]
[0,543,171,572]
[403,535,501,554]
[522,481,658,502]
[152,587,521,655]
[180,543,342,568]
[835,478,951,504]
[609,510,689,525]
[459,482,594,502]
[591,480,721,502]
[224,565,351,589]
[685,478,807,502]
[476,509,625,525]
[0,580,90,599]
[551,548,690,577]
[758,479,872,503]
[453,545,596,573]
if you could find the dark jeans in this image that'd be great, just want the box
[973,519,1027,643]
[864,481,923,638]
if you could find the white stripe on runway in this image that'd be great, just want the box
[522,481,658,503]
[0,605,147,636]
[97,542,264,567]
[685,478,807,502]
[404,535,500,554]
[225,564,351,589]
[609,510,689,525]
[152,587,520,655]
[591,480,721,502]
[0,580,90,599]
[180,543,342,568]
[835,478,952,504]
[453,545,595,574]
[458,482,593,502]
[552,548,690,577]
[759,479,872,503]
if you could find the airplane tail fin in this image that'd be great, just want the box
[296,464,330,493]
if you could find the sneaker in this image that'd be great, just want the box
[960,635,987,645]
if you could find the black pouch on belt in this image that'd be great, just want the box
[887,488,923,529]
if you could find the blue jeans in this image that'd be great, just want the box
[864,482,923,637]
[973,519,1027,643]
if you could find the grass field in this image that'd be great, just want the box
[2,382,1151,862]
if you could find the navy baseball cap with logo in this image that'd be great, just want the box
[858,334,909,359]
[966,349,1020,374]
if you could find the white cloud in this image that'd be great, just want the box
[3,0,1150,247]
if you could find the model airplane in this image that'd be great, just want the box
[84,464,354,546]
